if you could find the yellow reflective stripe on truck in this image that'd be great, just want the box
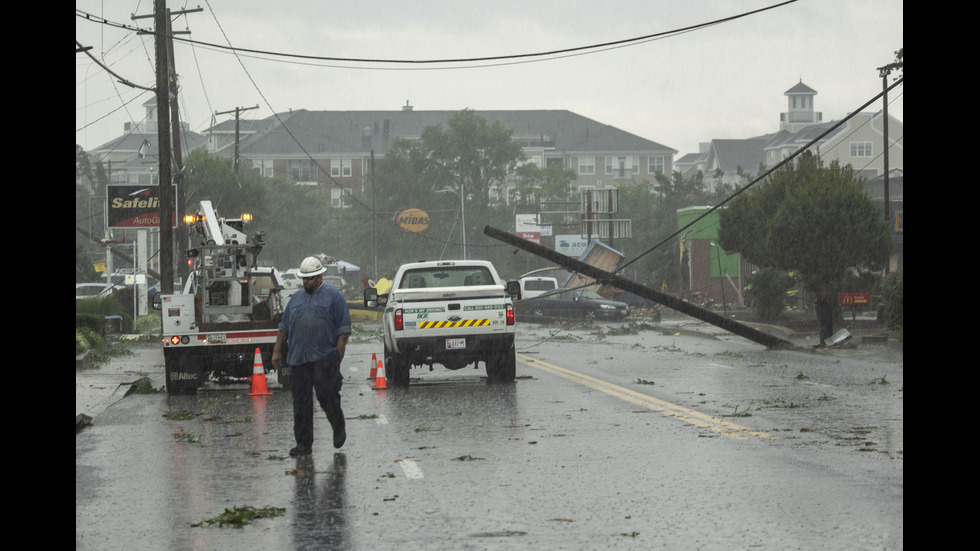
[419,319,491,329]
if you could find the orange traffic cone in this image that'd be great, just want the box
[248,347,272,396]
[368,353,377,380]
[373,363,387,390]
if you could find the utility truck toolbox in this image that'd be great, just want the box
[364,260,520,386]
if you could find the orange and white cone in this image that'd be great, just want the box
[368,353,377,380]
[373,363,387,390]
[248,347,272,396]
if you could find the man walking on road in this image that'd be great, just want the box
[272,256,352,456]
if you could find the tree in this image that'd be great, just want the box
[183,149,267,220]
[511,163,577,205]
[648,170,707,291]
[718,154,892,342]
[418,110,525,255]
[369,110,527,268]
[181,150,338,269]
[76,145,111,276]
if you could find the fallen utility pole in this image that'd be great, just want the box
[484,225,792,349]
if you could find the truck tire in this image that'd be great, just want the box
[386,352,410,387]
[164,348,202,395]
[487,348,516,384]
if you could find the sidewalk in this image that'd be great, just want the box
[76,335,167,432]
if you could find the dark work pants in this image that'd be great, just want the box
[290,355,345,447]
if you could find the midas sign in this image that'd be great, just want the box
[394,208,430,233]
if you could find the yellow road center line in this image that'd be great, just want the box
[516,353,774,440]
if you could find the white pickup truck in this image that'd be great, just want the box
[364,260,521,386]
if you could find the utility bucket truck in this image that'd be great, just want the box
[153,201,289,394]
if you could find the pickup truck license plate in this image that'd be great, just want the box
[207,333,227,344]
[445,338,466,350]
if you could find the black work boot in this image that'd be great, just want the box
[289,443,312,456]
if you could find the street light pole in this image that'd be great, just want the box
[436,186,466,260]
[459,176,466,259]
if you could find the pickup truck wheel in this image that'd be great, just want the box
[386,353,410,387]
[164,348,202,395]
[487,349,516,384]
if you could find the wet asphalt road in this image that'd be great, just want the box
[76,316,903,550]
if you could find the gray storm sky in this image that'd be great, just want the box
[76,0,903,158]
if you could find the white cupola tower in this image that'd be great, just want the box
[780,81,821,132]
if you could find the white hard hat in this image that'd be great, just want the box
[298,256,327,277]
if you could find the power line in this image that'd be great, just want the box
[78,1,797,69]
[618,77,904,274]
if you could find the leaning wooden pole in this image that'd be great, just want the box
[484,225,792,349]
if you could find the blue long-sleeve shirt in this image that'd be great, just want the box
[279,284,352,366]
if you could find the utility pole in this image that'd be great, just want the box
[371,150,378,280]
[215,105,259,172]
[134,2,202,293]
[876,61,902,275]
[153,0,174,293]
[166,7,200,283]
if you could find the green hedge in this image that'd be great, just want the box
[76,326,105,355]
[76,294,132,332]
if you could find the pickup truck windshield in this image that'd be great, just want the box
[402,266,494,289]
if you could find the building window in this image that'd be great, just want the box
[605,156,638,177]
[331,158,352,177]
[850,142,873,157]
[331,187,352,208]
[648,156,665,175]
[252,159,274,178]
[578,156,595,175]
[289,159,314,181]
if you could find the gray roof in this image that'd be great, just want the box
[705,133,780,175]
[232,109,676,157]
[208,118,275,135]
[88,127,206,169]
[785,81,817,95]
[865,169,903,202]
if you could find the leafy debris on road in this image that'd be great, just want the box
[131,377,160,394]
[192,505,285,528]
[172,427,201,444]
[163,410,198,421]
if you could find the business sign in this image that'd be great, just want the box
[839,292,871,306]
[394,208,430,233]
[555,234,589,257]
[106,185,176,228]
[515,213,538,232]
[518,232,541,244]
